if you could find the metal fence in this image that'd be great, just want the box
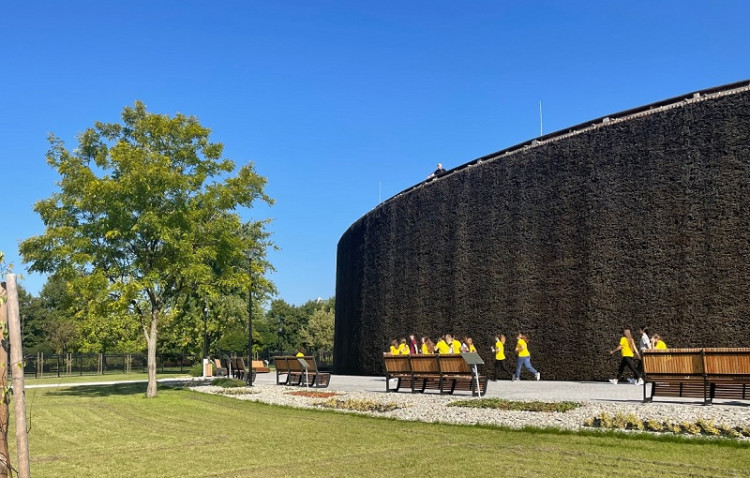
[23,353,198,379]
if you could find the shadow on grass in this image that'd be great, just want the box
[44,382,184,397]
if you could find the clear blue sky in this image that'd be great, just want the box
[2,1,749,305]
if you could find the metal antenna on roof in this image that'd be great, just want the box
[539,101,543,137]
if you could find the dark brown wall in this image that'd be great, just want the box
[334,88,750,380]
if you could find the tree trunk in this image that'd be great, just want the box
[6,276,30,478]
[0,282,10,477]
[145,309,159,398]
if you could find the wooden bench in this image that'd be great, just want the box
[383,354,487,396]
[298,356,332,388]
[274,356,292,385]
[384,354,415,392]
[642,347,750,405]
[642,348,708,404]
[704,348,750,402]
[273,356,331,388]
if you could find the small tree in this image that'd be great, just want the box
[20,102,273,397]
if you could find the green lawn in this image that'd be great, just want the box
[25,371,191,386]
[19,384,750,477]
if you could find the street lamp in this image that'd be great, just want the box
[246,258,253,386]
[277,328,283,356]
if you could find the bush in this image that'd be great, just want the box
[449,398,581,413]
[316,398,401,413]
[212,378,246,388]
[189,363,204,377]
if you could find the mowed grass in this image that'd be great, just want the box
[19,384,750,478]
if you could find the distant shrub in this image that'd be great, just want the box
[287,391,339,398]
[316,398,401,413]
[585,413,748,439]
[189,363,204,377]
[212,378,246,388]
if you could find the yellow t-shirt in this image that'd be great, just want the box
[421,343,432,354]
[389,346,399,355]
[398,343,410,355]
[450,340,462,353]
[495,341,505,360]
[435,340,450,354]
[619,337,634,357]
[516,338,530,357]
[654,340,667,350]
[468,344,477,353]
[296,352,304,357]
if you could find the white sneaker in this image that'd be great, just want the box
[636,378,644,385]
[512,376,519,381]
[535,372,541,381]
[609,379,618,384]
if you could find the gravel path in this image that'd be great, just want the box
[190,377,750,437]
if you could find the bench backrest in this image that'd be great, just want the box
[703,348,750,375]
[274,356,290,373]
[409,355,439,374]
[438,354,471,374]
[642,348,704,375]
[300,356,319,373]
[384,355,411,373]
[287,357,305,373]
[251,360,266,369]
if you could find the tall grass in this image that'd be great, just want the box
[20,384,750,477]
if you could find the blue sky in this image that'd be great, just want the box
[2,1,749,305]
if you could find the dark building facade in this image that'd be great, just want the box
[335,81,750,380]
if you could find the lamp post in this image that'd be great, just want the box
[277,328,283,356]
[246,261,253,386]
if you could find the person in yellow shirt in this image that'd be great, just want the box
[295,349,305,358]
[609,329,643,385]
[446,334,461,354]
[435,336,450,354]
[461,336,477,353]
[513,333,540,380]
[491,334,513,380]
[652,334,667,350]
[420,337,435,354]
[389,340,400,355]
[398,338,410,355]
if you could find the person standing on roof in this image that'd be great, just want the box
[427,163,447,180]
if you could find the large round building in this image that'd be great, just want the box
[334,80,750,381]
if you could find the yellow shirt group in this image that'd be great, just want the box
[398,343,410,355]
[494,341,505,360]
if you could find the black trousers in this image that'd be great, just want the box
[616,356,641,380]
[494,359,513,380]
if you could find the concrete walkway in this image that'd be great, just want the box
[252,373,652,404]
[28,373,730,407]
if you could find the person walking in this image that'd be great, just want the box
[491,334,513,380]
[513,333,540,381]
[420,337,435,354]
[609,329,643,385]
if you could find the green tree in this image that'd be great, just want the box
[300,306,334,354]
[20,101,273,397]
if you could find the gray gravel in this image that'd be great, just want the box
[190,374,750,436]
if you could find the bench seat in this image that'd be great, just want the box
[643,347,750,405]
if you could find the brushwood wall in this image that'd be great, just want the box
[335,85,750,380]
